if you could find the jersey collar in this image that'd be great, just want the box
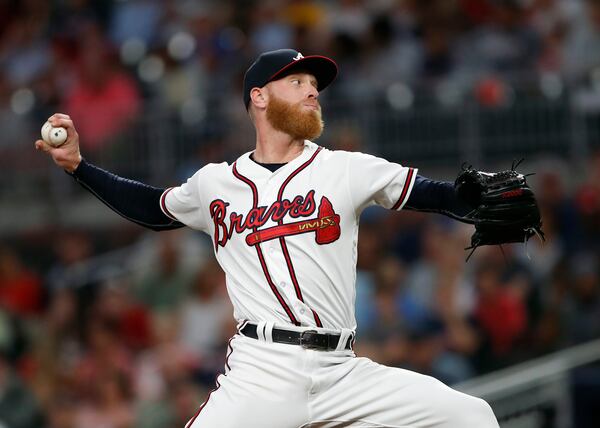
[235,140,319,179]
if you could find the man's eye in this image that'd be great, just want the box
[291,79,300,84]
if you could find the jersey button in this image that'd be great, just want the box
[279,281,287,288]
[269,246,275,254]
[300,309,306,314]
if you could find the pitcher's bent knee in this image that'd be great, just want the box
[421,376,499,427]
[453,395,499,428]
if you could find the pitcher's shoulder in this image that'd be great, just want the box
[182,161,231,183]
[312,145,353,162]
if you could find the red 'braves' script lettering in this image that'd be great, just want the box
[210,190,316,250]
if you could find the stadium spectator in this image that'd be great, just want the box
[560,253,600,345]
[0,351,43,428]
[576,150,600,249]
[73,370,135,428]
[472,262,528,370]
[178,258,233,364]
[0,247,43,317]
[132,232,198,314]
[62,23,140,155]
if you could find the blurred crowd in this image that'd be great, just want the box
[2,0,600,427]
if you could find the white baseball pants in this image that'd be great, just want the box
[185,333,499,428]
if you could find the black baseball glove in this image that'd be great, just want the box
[455,160,544,260]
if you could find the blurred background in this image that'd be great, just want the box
[1,0,600,427]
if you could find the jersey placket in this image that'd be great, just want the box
[255,186,313,325]
[259,174,305,320]
[271,147,324,327]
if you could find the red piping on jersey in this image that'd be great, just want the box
[276,147,324,327]
[233,162,300,326]
[185,337,235,427]
[160,187,178,221]
[392,167,415,210]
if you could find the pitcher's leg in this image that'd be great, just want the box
[186,335,309,428]
[311,356,498,428]
[187,374,307,428]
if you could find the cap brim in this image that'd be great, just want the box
[267,55,338,92]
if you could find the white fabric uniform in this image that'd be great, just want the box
[160,141,499,427]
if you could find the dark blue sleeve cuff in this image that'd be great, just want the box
[405,174,475,222]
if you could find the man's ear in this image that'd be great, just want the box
[250,87,267,109]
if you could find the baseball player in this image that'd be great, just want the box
[36,49,500,427]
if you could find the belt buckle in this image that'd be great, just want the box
[299,330,320,350]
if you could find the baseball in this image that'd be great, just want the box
[41,121,67,147]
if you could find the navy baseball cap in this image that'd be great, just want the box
[243,49,338,109]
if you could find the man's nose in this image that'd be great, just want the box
[307,85,319,98]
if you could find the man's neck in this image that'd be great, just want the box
[253,128,305,163]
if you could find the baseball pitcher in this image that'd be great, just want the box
[36,49,542,427]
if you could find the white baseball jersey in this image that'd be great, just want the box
[160,141,416,331]
[158,140,500,428]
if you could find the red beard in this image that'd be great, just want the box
[266,95,324,141]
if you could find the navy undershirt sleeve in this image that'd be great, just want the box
[405,174,475,222]
[68,159,184,231]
